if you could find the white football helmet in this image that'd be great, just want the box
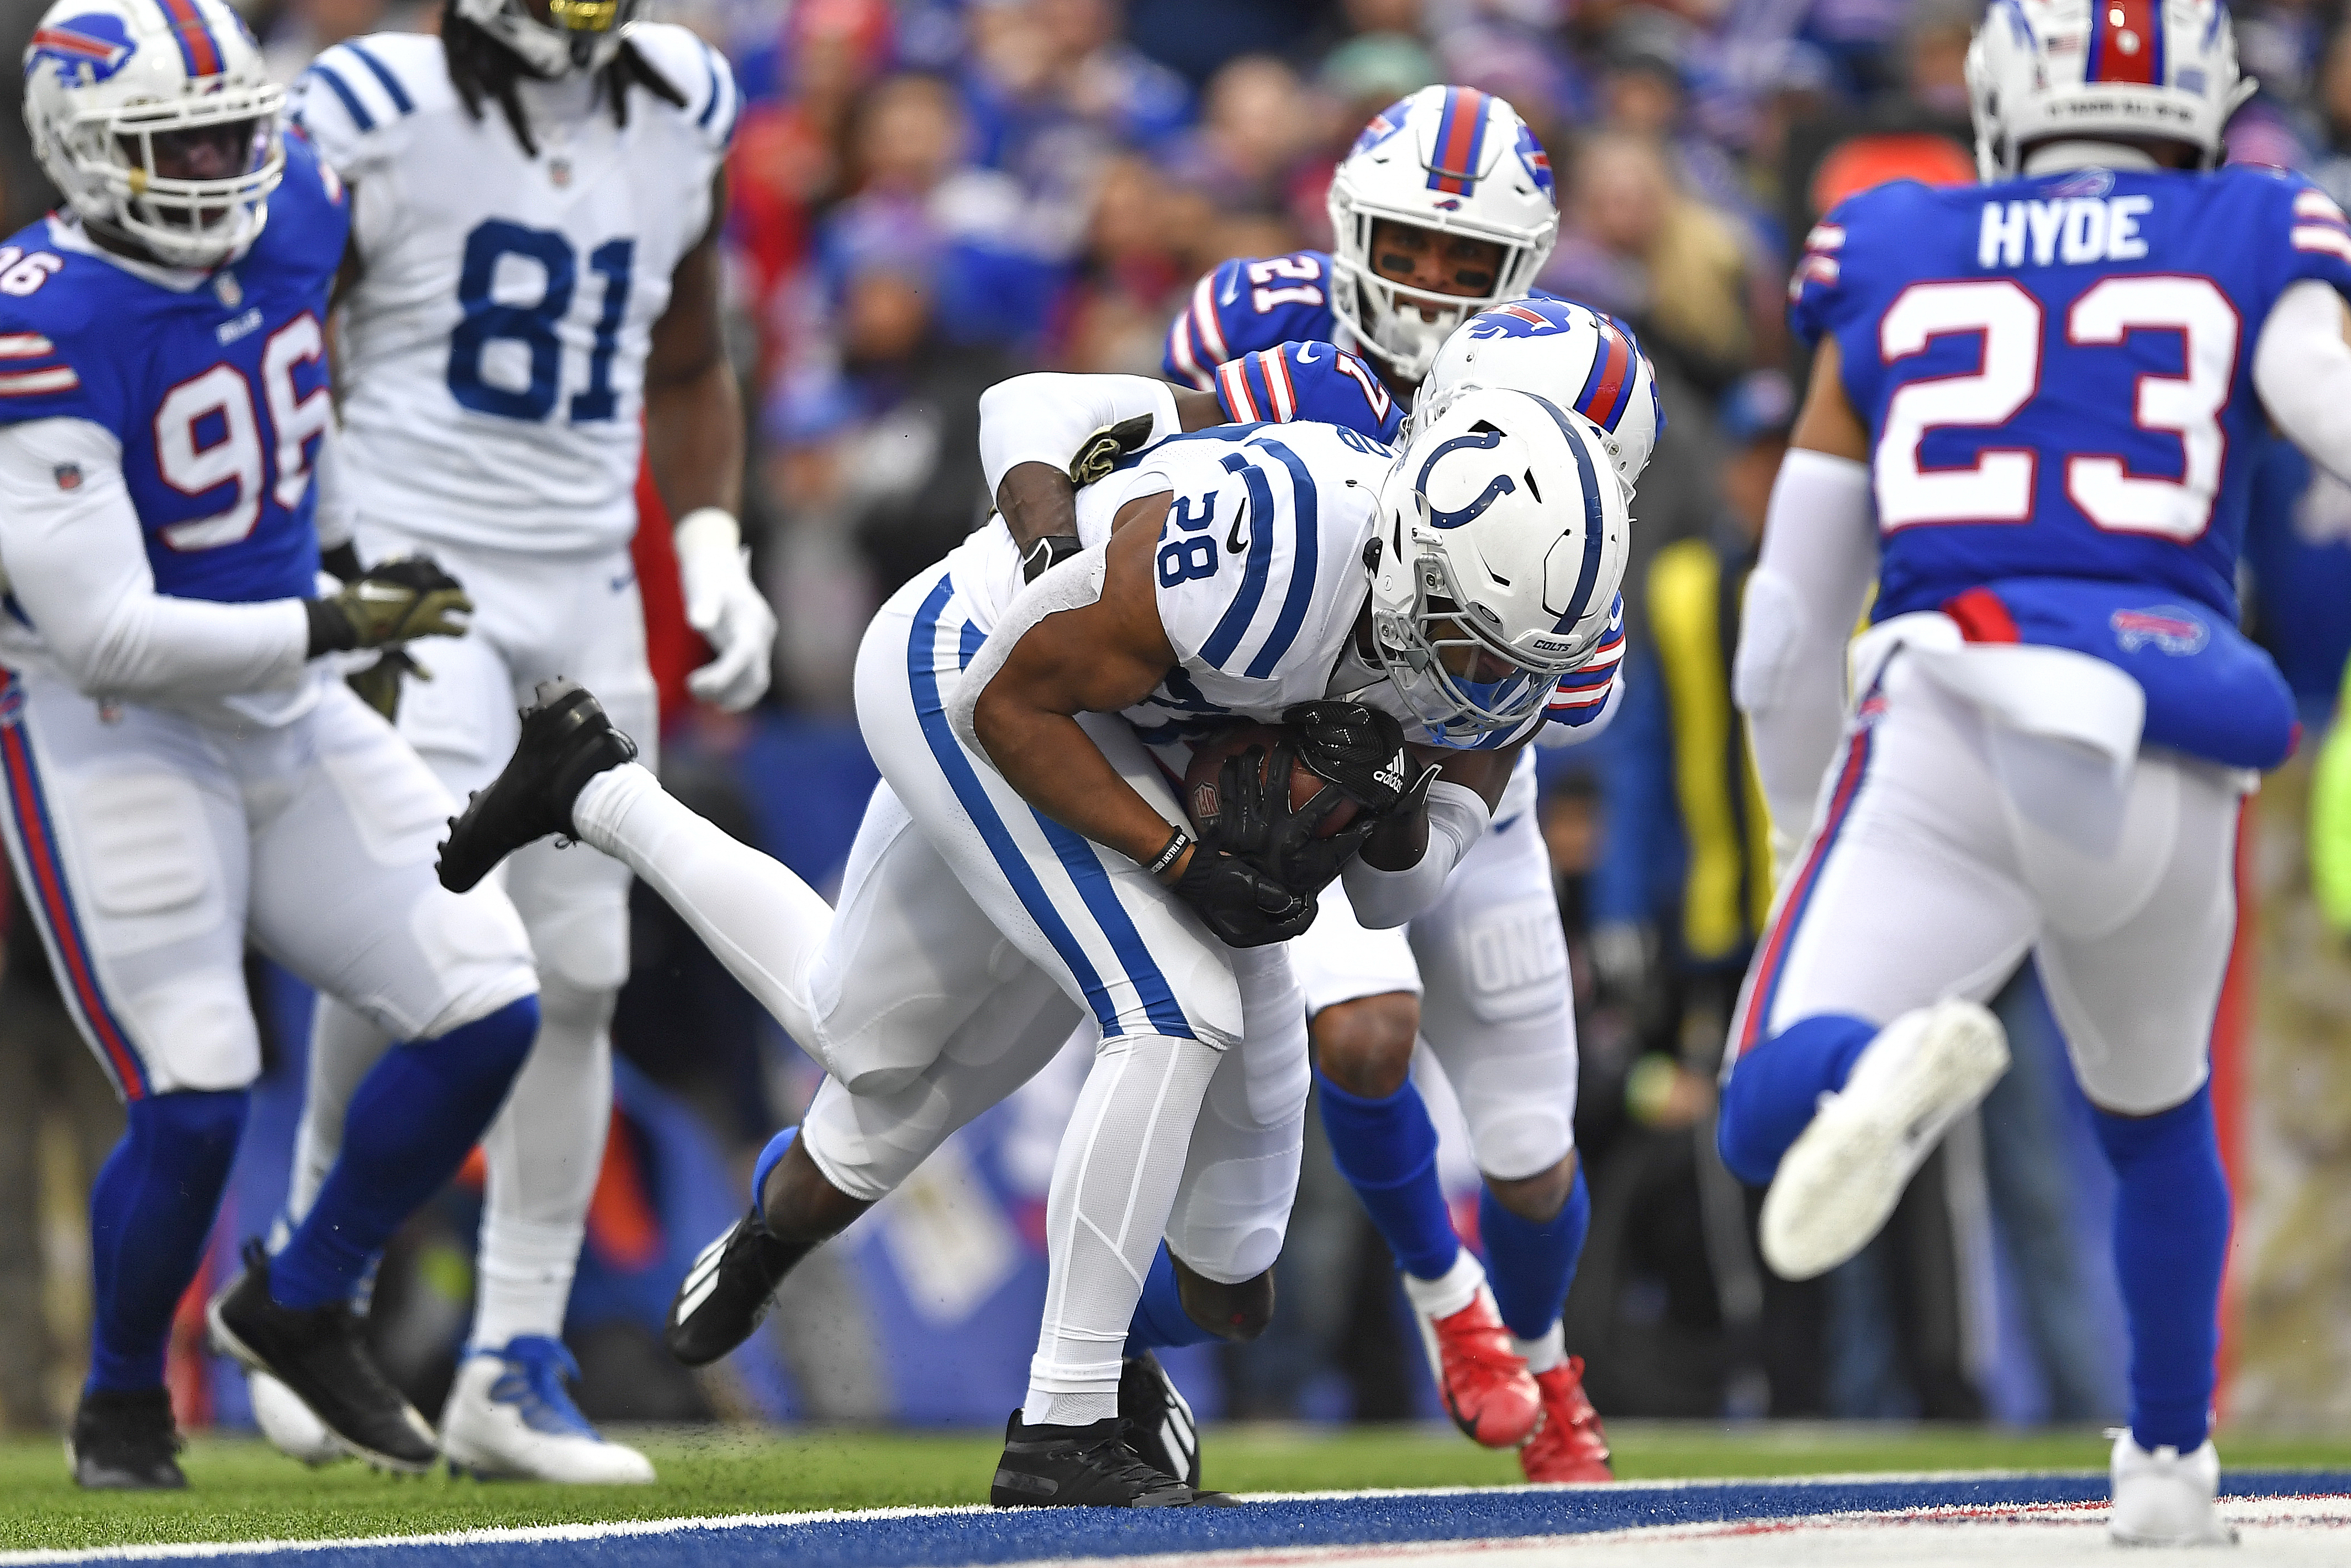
[455,0,645,77]
[23,0,283,271]
[1327,86,1559,384]
[1420,298,1662,493]
[1367,386,1631,745]
[1966,0,2257,179]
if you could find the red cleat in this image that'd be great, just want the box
[1519,1356,1612,1483]
[1410,1285,1541,1449]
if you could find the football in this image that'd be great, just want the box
[1183,724,1359,841]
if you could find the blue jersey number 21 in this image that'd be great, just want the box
[447,220,635,424]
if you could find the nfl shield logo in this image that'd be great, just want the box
[54,463,80,490]
[214,272,243,309]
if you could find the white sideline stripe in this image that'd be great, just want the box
[3,1474,2321,1566]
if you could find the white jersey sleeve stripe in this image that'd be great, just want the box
[1216,359,1259,421]
[1192,274,1229,363]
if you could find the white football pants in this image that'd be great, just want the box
[571,564,1308,1425]
[0,667,534,1100]
[291,530,656,1349]
[1287,787,1579,1181]
[1726,651,2244,1115]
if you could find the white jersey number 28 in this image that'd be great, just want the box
[1874,275,2237,542]
[446,219,636,425]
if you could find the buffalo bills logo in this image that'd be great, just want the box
[1464,300,1576,340]
[1515,124,1554,198]
[28,14,136,85]
[1431,198,1462,210]
[1350,103,1410,158]
[2048,167,2115,199]
[2111,606,2208,656]
[0,681,23,728]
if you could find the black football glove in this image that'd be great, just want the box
[347,647,428,722]
[1281,701,1415,814]
[1267,745,1379,895]
[1170,846,1316,948]
[307,555,472,656]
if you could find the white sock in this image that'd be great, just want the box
[1514,1322,1566,1375]
[471,978,614,1350]
[1022,1032,1222,1428]
[571,761,837,1049]
[1400,1247,1485,1321]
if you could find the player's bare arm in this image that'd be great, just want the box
[971,490,1190,875]
[645,170,743,520]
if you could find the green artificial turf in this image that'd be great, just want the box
[6,1423,2349,1553]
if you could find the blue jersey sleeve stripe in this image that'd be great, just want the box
[304,62,374,134]
[1199,453,1279,668]
[341,42,413,115]
[695,40,726,130]
[1242,438,1319,679]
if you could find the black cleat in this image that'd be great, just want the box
[989,1412,1237,1508]
[1119,1353,1202,1488]
[206,1241,437,1475]
[664,1207,813,1368]
[436,678,637,893]
[67,1387,186,1490]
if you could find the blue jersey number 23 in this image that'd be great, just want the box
[447,220,634,424]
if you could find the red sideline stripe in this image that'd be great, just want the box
[156,0,224,76]
[1576,320,1633,430]
[1942,585,2020,643]
[1735,721,1875,1059]
[0,723,144,1097]
[1431,87,1485,194]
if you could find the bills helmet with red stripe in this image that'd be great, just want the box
[1420,298,1660,493]
[1327,85,1559,385]
[1364,386,1630,745]
[23,0,282,270]
[1965,0,2255,179]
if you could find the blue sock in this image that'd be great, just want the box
[751,1127,796,1224]
[1479,1163,1591,1342]
[1716,1014,1879,1186]
[1124,1244,1215,1355]
[2095,1084,2229,1454]
[1316,1067,1459,1280]
[86,1090,249,1393]
[272,996,539,1311]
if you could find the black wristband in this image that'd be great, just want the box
[1020,532,1083,584]
[1143,827,1192,879]
[303,598,357,658]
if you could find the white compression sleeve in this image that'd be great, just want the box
[2255,279,2351,486]
[978,373,1183,501]
[1734,448,1878,874]
[0,418,310,699]
[571,763,841,1063]
[310,418,357,553]
[1340,779,1489,928]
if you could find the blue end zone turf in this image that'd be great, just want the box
[22,1474,2351,1567]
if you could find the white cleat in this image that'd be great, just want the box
[2110,1431,2237,1546]
[249,1370,344,1467]
[1758,999,2008,1281]
[438,1337,655,1484]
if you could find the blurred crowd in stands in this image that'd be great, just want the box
[6,0,2351,1435]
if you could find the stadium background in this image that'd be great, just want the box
[2,0,2350,1444]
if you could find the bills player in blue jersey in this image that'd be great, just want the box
[4,0,545,1486]
[1162,85,1661,1481]
[438,377,1633,1506]
[1720,0,2351,1543]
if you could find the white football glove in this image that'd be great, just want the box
[673,508,776,712]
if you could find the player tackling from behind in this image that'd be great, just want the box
[254,0,774,1482]
[1162,86,1658,1480]
[1721,0,2351,1544]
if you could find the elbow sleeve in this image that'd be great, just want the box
[1341,780,1488,928]
[978,374,1180,501]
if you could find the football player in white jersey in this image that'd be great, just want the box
[439,379,1631,1504]
[259,0,775,1482]
[1161,85,1659,1480]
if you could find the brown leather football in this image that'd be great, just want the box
[1183,724,1359,841]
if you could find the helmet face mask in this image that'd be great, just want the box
[455,0,644,77]
[24,0,284,271]
[1364,386,1631,746]
[1326,86,1559,385]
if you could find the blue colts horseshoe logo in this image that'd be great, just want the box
[1417,429,1516,529]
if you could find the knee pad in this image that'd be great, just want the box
[120,971,261,1094]
[514,883,631,995]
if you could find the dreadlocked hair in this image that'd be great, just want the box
[440,1,688,160]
